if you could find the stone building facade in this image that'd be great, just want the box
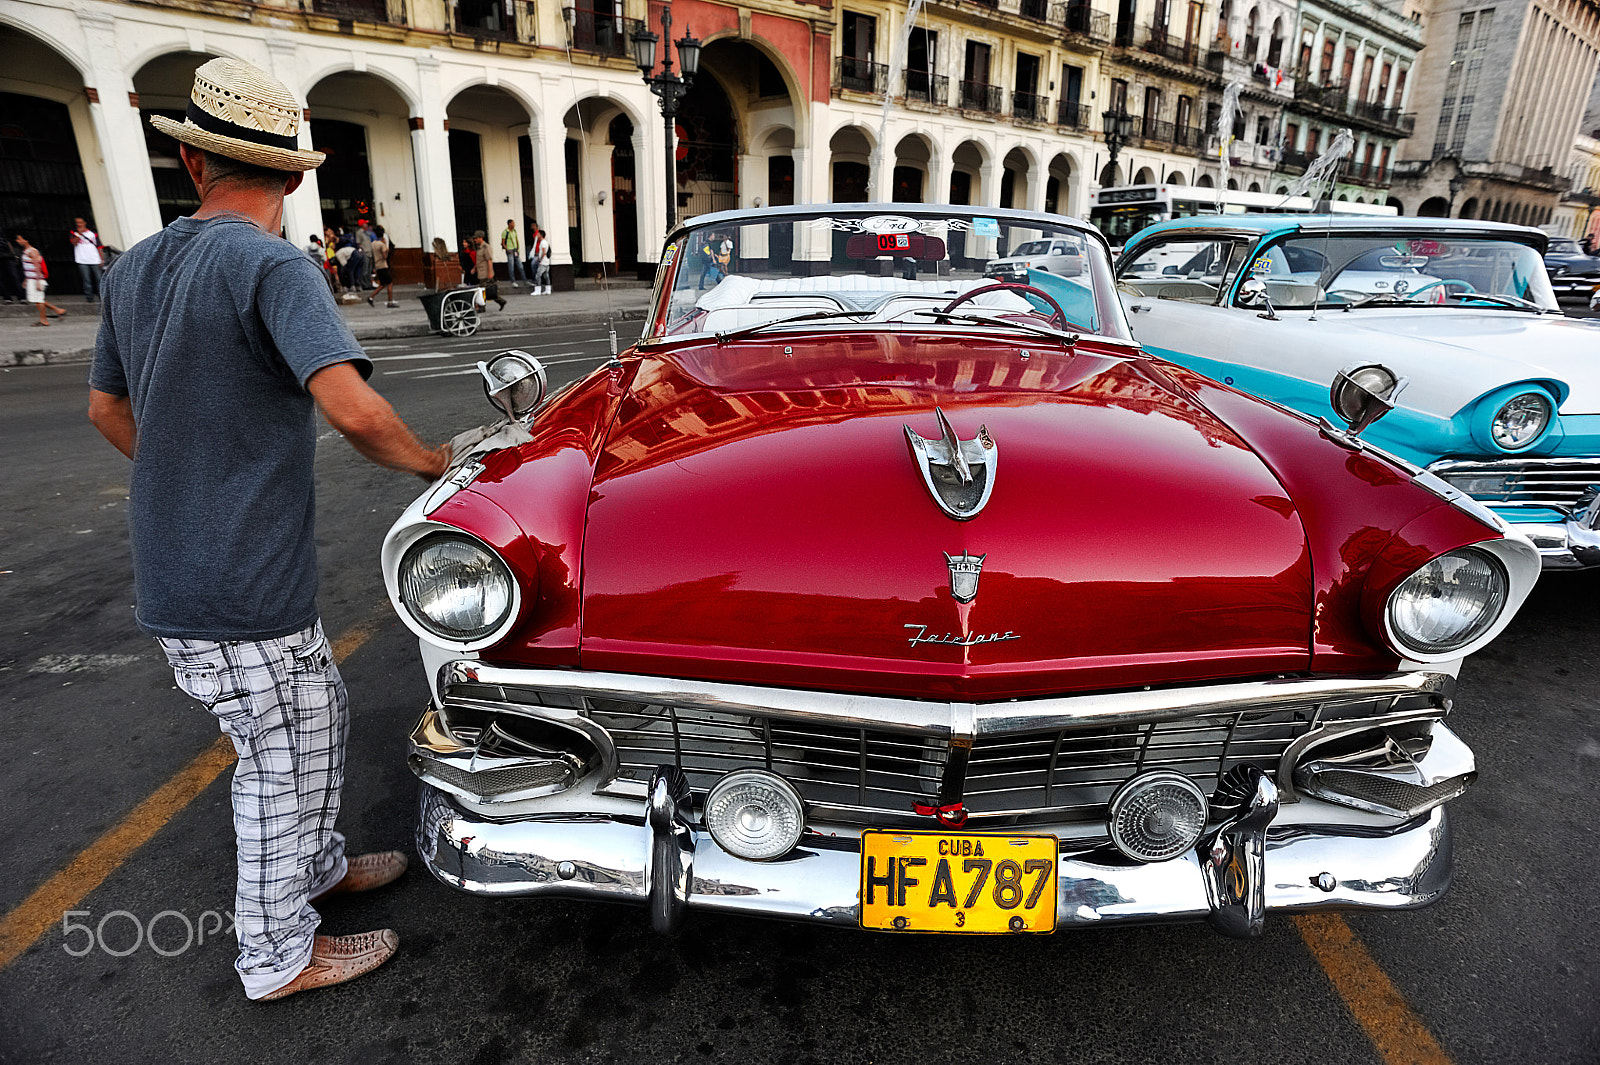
[1391,0,1600,223]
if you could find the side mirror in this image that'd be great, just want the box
[1162,265,1180,275]
[1328,362,1408,436]
[478,350,548,420]
[1238,278,1268,306]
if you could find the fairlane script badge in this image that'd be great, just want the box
[905,408,996,521]
[904,625,1019,647]
[944,552,986,603]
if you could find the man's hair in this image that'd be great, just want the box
[201,150,292,192]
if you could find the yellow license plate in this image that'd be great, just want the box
[859,831,1057,933]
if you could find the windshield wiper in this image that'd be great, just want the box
[904,308,1081,342]
[1443,292,1551,312]
[715,308,874,344]
[1342,293,1421,309]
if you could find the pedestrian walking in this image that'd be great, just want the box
[16,235,66,325]
[528,228,551,294]
[459,237,475,278]
[0,235,24,303]
[69,217,105,302]
[366,225,397,307]
[500,218,524,287]
[473,230,506,309]
[322,226,344,297]
[355,221,374,290]
[88,57,449,1003]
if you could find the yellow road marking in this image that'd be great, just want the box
[0,613,382,972]
[1294,913,1454,1065]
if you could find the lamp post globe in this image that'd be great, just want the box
[636,4,696,230]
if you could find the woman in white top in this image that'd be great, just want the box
[17,234,66,326]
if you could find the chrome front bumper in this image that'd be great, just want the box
[1510,514,1600,569]
[415,767,1453,939]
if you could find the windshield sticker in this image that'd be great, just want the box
[1251,255,1274,275]
[973,217,1000,238]
[860,214,920,235]
[661,242,678,265]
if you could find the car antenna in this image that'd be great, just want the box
[1309,129,1353,322]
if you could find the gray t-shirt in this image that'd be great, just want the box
[90,215,372,640]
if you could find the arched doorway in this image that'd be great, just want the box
[447,84,534,278]
[609,113,637,275]
[306,72,420,277]
[1418,196,1450,217]
[1099,162,1121,187]
[1046,153,1075,216]
[829,126,872,202]
[1001,147,1032,209]
[893,134,930,202]
[1197,173,1215,188]
[134,52,217,227]
[676,64,738,220]
[1386,196,1405,213]
[951,140,986,205]
[1166,171,1186,185]
[0,24,99,293]
[1133,166,1155,184]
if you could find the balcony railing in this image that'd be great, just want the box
[836,56,889,94]
[1057,100,1090,128]
[960,81,1004,113]
[1013,90,1050,122]
[1139,118,1175,144]
[1345,163,1393,187]
[1351,99,1415,132]
[1279,149,1313,172]
[1205,49,1226,72]
[905,70,949,106]
[311,0,392,21]
[1173,125,1205,150]
[452,0,529,41]
[1055,3,1111,39]
[563,8,643,58]
[1294,78,1349,112]
[1141,26,1199,65]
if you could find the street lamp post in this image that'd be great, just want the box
[1447,173,1464,217]
[631,7,701,232]
[1102,106,1134,186]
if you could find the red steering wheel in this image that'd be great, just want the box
[938,282,1068,329]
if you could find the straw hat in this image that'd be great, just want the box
[150,57,324,172]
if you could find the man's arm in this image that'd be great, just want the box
[88,389,137,460]
[306,362,450,481]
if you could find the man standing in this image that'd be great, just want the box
[354,220,374,290]
[87,57,449,1002]
[528,227,551,295]
[70,218,104,302]
[472,230,506,309]
[500,218,523,288]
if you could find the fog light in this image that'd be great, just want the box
[704,770,805,861]
[1107,771,1209,862]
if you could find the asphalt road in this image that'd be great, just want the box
[0,320,1596,1065]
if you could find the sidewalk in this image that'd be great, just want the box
[0,280,654,367]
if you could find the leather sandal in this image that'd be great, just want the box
[311,850,408,900]
[258,930,398,1001]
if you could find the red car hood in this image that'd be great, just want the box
[576,333,1313,699]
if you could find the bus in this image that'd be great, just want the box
[1090,185,1399,251]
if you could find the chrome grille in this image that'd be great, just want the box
[1434,459,1600,510]
[584,701,947,813]
[424,759,573,797]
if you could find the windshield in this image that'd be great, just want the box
[1090,205,1165,245]
[1244,234,1558,310]
[648,208,1127,341]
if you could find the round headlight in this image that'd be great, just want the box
[1106,771,1209,863]
[704,770,804,861]
[399,534,514,642]
[1386,548,1508,657]
[1490,392,1552,450]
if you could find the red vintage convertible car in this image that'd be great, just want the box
[385,204,1538,939]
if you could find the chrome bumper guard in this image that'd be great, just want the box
[1511,510,1600,570]
[415,763,1453,940]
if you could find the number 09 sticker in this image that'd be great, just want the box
[859,831,1057,933]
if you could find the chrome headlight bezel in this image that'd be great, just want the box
[394,529,523,651]
[1383,547,1510,662]
[1489,392,1553,451]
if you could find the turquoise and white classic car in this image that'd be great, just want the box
[1115,215,1600,570]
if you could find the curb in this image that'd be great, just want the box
[1,305,648,368]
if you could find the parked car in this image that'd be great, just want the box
[1542,234,1600,299]
[1118,215,1600,570]
[389,204,1537,944]
[985,237,1083,281]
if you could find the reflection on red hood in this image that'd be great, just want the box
[572,333,1315,699]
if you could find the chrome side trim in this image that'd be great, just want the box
[438,661,1455,738]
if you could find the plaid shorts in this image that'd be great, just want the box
[160,619,349,1000]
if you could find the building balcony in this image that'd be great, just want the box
[1350,99,1416,134]
[1279,149,1313,173]
[1013,90,1050,122]
[1140,25,1199,66]
[836,56,889,95]
[960,80,1004,113]
[1139,117,1175,144]
[1345,163,1393,188]
[1173,124,1206,151]
[451,0,531,42]
[1053,2,1110,39]
[1294,77,1349,113]
[310,0,393,22]
[563,8,643,58]
[1057,100,1091,128]
[904,70,949,107]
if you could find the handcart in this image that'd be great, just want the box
[418,286,486,337]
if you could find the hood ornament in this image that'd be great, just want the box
[944,552,986,603]
[904,408,996,521]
